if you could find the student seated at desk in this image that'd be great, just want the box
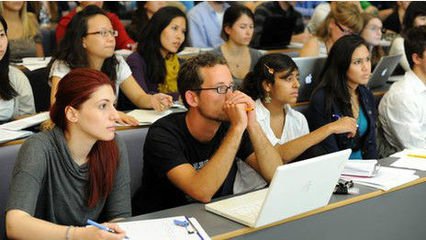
[0,1,44,60]
[120,7,187,110]
[378,26,426,152]
[308,35,378,159]
[49,5,172,126]
[132,53,283,214]
[210,5,263,88]
[242,53,358,163]
[0,15,35,123]
[6,68,130,240]
[300,2,363,57]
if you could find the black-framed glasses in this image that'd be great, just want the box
[86,29,118,38]
[335,21,353,35]
[191,84,234,94]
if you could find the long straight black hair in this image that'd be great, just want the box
[51,5,118,83]
[313,34,369,116]
[0,15,17,100]
[137,6,187,85]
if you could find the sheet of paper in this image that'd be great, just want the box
[391,149,426,159]
[391,158,426,171]
[118,216,210,240]
[342,160,378,177]
[16,57,51,71]
[0,129,33,144]
[0,112,49,131]
[126,109,172,125]
[341,167,419,191]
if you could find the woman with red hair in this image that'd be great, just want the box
[6,68,130,240]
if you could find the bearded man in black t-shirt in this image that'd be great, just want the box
[132,53,283,215]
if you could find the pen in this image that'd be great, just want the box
[86,219,130,240]
[407,154,426,159]
[246,107,254,112]
[185,216,204,240]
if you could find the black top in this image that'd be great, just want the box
[251,1,305,49]
[132,112,254,214]
[383,11,401,34]
[307,86,378,159]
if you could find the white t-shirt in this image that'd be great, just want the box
[378,70,426,149]
[0,66,35,121]
[49,55,132,96]
[255,99,310,146]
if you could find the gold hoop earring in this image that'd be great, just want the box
[264,92,272,104]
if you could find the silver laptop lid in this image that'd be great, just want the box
[367,54,402,89]
[293,56,327,102]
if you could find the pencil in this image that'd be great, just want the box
[407,154,426,159]
[246,107,254,112]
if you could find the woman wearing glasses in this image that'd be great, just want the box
[6,69,130,240]
[119,6,187,110]
[49,5,172,125]
[308,35,378,159]
[300,2,363,57]
[360,13,385,69]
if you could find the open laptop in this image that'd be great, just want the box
[293,56,327,102]
[367,54,402,89]
[205,149,351,228]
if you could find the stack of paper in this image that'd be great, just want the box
[390,149,426,171]
[126,109,172,126]
[341,167,419,191]
[0,129,33,144]
[342,160,379,177]
[16,57,51,71]
[0,112,49,131]
[118,216,210,240]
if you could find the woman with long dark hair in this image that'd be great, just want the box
[242,53,357,162]
[0,15,35,122]
[120,6,187,110]
[308,34,378,159]
[50,5,172,125]
[6,68,130,240]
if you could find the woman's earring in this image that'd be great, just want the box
[264,92,272,104]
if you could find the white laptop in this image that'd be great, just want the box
[205,149,351,228]
[367,54,402,89]
[292,56,327,102]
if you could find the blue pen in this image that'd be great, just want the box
[86,219,130,240]
[332,113,342,121]
[185,216,204,240]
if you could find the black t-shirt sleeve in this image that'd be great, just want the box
[236,130,254,162]
[144,123,189,177]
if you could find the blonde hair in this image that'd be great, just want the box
[0,2,39,39]
[316,2,363,42]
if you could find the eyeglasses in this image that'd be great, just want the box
[86,29,118,38]
[367,25,384,33]
[191,84,234,94]
[335,21,353,35]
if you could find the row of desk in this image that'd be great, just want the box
[0,81,398,238]
[129,157,426,240]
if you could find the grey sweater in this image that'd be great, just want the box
[6,127,131,226]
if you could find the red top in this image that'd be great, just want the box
[55,8,135,50]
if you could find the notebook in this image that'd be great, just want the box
[205,149,351,228]
[367,54,402,89]
[292,56,327,102]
